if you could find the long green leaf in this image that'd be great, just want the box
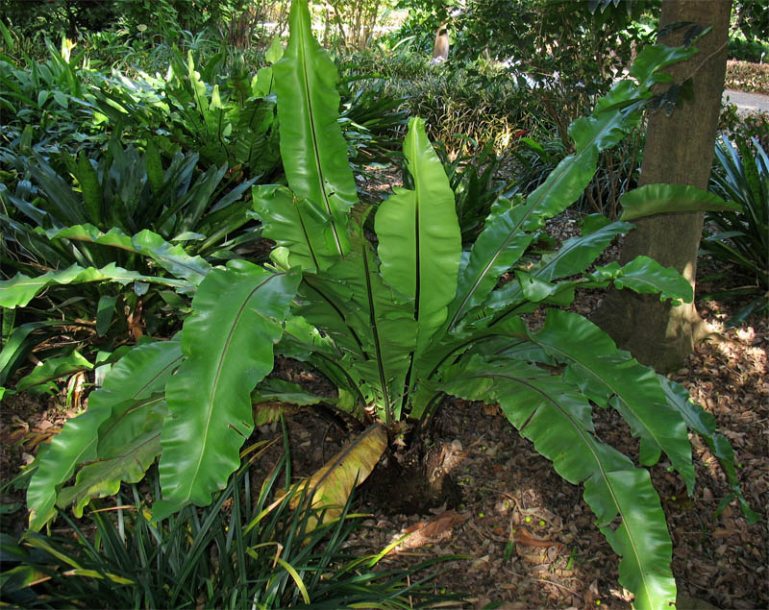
[375,117,461,357]
[29,159,86,226]
[489,253,693,318]
[27,409,109,531]
[620,183,740,220]
[659,376,758,523]
[57,417,162,517]
[629,43,698,88]
[76,152,103,225]
[477,252,692,332]
[448,81,646,329]
[591,256,694,304]
[155,262,299,518]
[0,263,190,309]
[57,384,176,517]
[484,219,633,315]
[444,356,676,610]
[528,310,695,492]
[15,350,92,394]
[276,315,339,363]
[47,224,211,284]
[0,321,62,385]
[26,340,182,530]
[447,197,537,330]
[273,0,357,258]
[251,185,340,273]
[145,139,165,193]
[533,217,634,282]
[252,378,327,408]
[296,274,369,363]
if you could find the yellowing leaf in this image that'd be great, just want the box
[290,424,387,528]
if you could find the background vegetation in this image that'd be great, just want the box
[1,0,766,608]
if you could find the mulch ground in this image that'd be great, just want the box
[254,278,768,610]
[1,213,766,610]
[346,306,767,610]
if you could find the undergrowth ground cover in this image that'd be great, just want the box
[1,1,767,608]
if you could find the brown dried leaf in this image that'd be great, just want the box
[395,510,468,551]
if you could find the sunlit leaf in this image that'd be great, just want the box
[620,183,740,220]
[0,263,189,309]
[273,0,357,258]
[155,262,299,518]
[376,117,461,358]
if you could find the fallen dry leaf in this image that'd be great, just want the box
[513,527,558,548]
[392,510,468,552]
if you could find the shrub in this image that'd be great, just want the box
[342,49,536,156]
[725,59,769,94]
[397,65,527,156]
[0,36,108,158]
[338,76,409,163]
[86,48,282,181]
[0,0,120,40]
[727,36,769,63]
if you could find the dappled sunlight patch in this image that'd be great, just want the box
[662,310,767,607]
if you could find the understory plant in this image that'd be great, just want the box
[702,135,768,322]
[0,139,258,393]
[3,2,754,609]
[435,141,513,244]
[2,140,259,265]
[87,47,283,182]
[0,34,106,158]
[338,76,409,163]
[1,441,452,609]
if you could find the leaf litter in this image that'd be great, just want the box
[1,217,766,610]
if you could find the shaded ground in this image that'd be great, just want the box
[1,216,766,609]
[269,294,767,610]
[349,310,766,610]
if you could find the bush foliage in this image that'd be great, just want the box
[725,59,769,94]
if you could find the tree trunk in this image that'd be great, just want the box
[594,0,731,373]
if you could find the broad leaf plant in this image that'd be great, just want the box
[0,2,754,608]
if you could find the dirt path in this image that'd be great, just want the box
[723,89,769,114]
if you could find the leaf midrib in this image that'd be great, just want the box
[449,108,634,330]
[471,369,654,604]
[296,16,344,257]
[185,272,282,501]
[531,336,672,467]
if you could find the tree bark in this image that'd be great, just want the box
[594,0,731,373]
